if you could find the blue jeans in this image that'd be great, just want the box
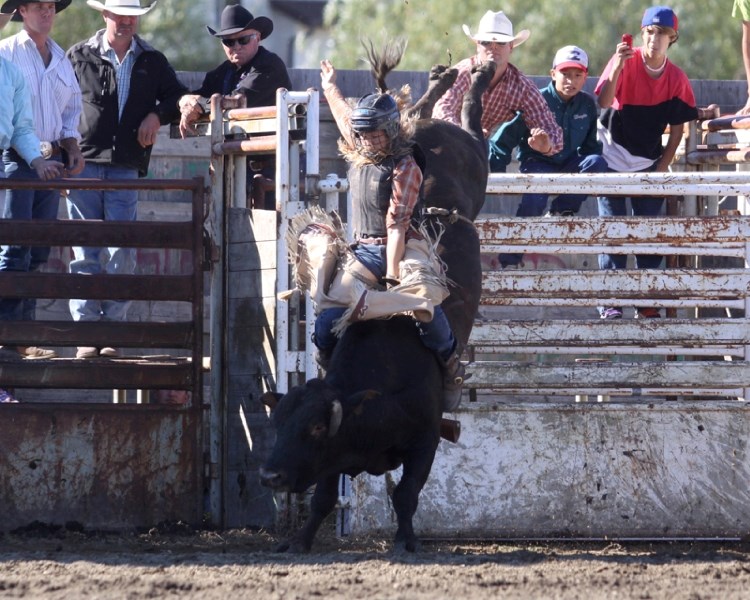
[499,154,608,267]
[596,165,664,317]
[313,243,456,360]
[597,166,664,271]
[66,162,138,322]
[518,154,609,216]
[0,151,61,321]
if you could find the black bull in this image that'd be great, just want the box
[259,62,495,553]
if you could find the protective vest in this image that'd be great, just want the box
[348,149,424,239]
[349,159,393,238]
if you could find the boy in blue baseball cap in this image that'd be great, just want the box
[594,6,698,320]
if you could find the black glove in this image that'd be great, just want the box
[381,276,401,290]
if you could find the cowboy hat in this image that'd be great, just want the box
[207,4,273,40]
[462,11,530,47]
[1,0,71,22]
[86,0,157,16]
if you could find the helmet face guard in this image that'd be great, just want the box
[351,93,400,140]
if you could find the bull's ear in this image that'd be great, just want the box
[345,389,380,417]
[261,391,283,411]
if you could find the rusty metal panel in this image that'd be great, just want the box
[0,405,203,530]
[351,402,750,539]
[475,216,750,245]
[481,269,749,300]
[465,360,750,390]
[470,319,750,346]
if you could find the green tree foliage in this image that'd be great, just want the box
[2,0,224,71]
[323,0,743,81]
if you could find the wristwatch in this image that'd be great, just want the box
[39,142,60,160]
[40,141,54,159]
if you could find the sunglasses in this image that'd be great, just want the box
[221,33,259,48]
[479,40,509,48]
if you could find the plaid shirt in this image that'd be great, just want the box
[102,35,137,121]
[433,57,563,153]
[325,85,423,233]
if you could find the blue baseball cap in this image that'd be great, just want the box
[642,6,678,31]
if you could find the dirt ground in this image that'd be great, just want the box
[1,525,749,600]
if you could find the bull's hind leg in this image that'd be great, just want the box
[461,60,496,146]
[391,435,440,552]
[275,473,339,553]
[406,65,458,120]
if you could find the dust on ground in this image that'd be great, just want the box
[1,524,748,599]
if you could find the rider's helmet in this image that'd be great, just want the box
[350,93,400,140]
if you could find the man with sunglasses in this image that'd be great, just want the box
[64,0,186,359]
[178,4,291,138]
[433,10,562,155]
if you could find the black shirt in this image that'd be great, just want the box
[195,46,292,109]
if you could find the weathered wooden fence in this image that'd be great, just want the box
[0,177,207,530]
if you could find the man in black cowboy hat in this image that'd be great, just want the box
[178,4,291,138]
[0,0,80,360]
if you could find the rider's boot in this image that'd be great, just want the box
[440,352,466,412]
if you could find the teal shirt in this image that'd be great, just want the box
[0,57,42,165]
[489,81,601,172]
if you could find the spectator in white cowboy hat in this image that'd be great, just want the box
[0,5,67,358]
[65,0,186,359]
[178,3,291,138]
[432,10,562,155]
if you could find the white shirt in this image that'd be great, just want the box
[0,30,81,142]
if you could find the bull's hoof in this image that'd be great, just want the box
[274,538,311,553]
[393,537,421,554]
[428,64,449,79]
[429,65,458,86]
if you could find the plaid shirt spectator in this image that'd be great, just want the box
[433,56,563,153]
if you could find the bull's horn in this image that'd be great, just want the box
[329,400,343,437]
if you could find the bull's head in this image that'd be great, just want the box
[259,380,378,492]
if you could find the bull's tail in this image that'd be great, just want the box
[361,37,407,94]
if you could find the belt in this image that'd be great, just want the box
[358,233,387,245]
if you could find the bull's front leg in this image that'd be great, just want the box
[406,65,458,120]
[391,436,439,553]
[275,473,340,553]
[461,61,497,145]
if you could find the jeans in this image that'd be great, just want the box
[499,154,609,267]
[0,151,61,321]
[66,162,138,322]
[518,154,609,216]
[596,165,664,317]
[597,166,664,271]
[313,243,457,360]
